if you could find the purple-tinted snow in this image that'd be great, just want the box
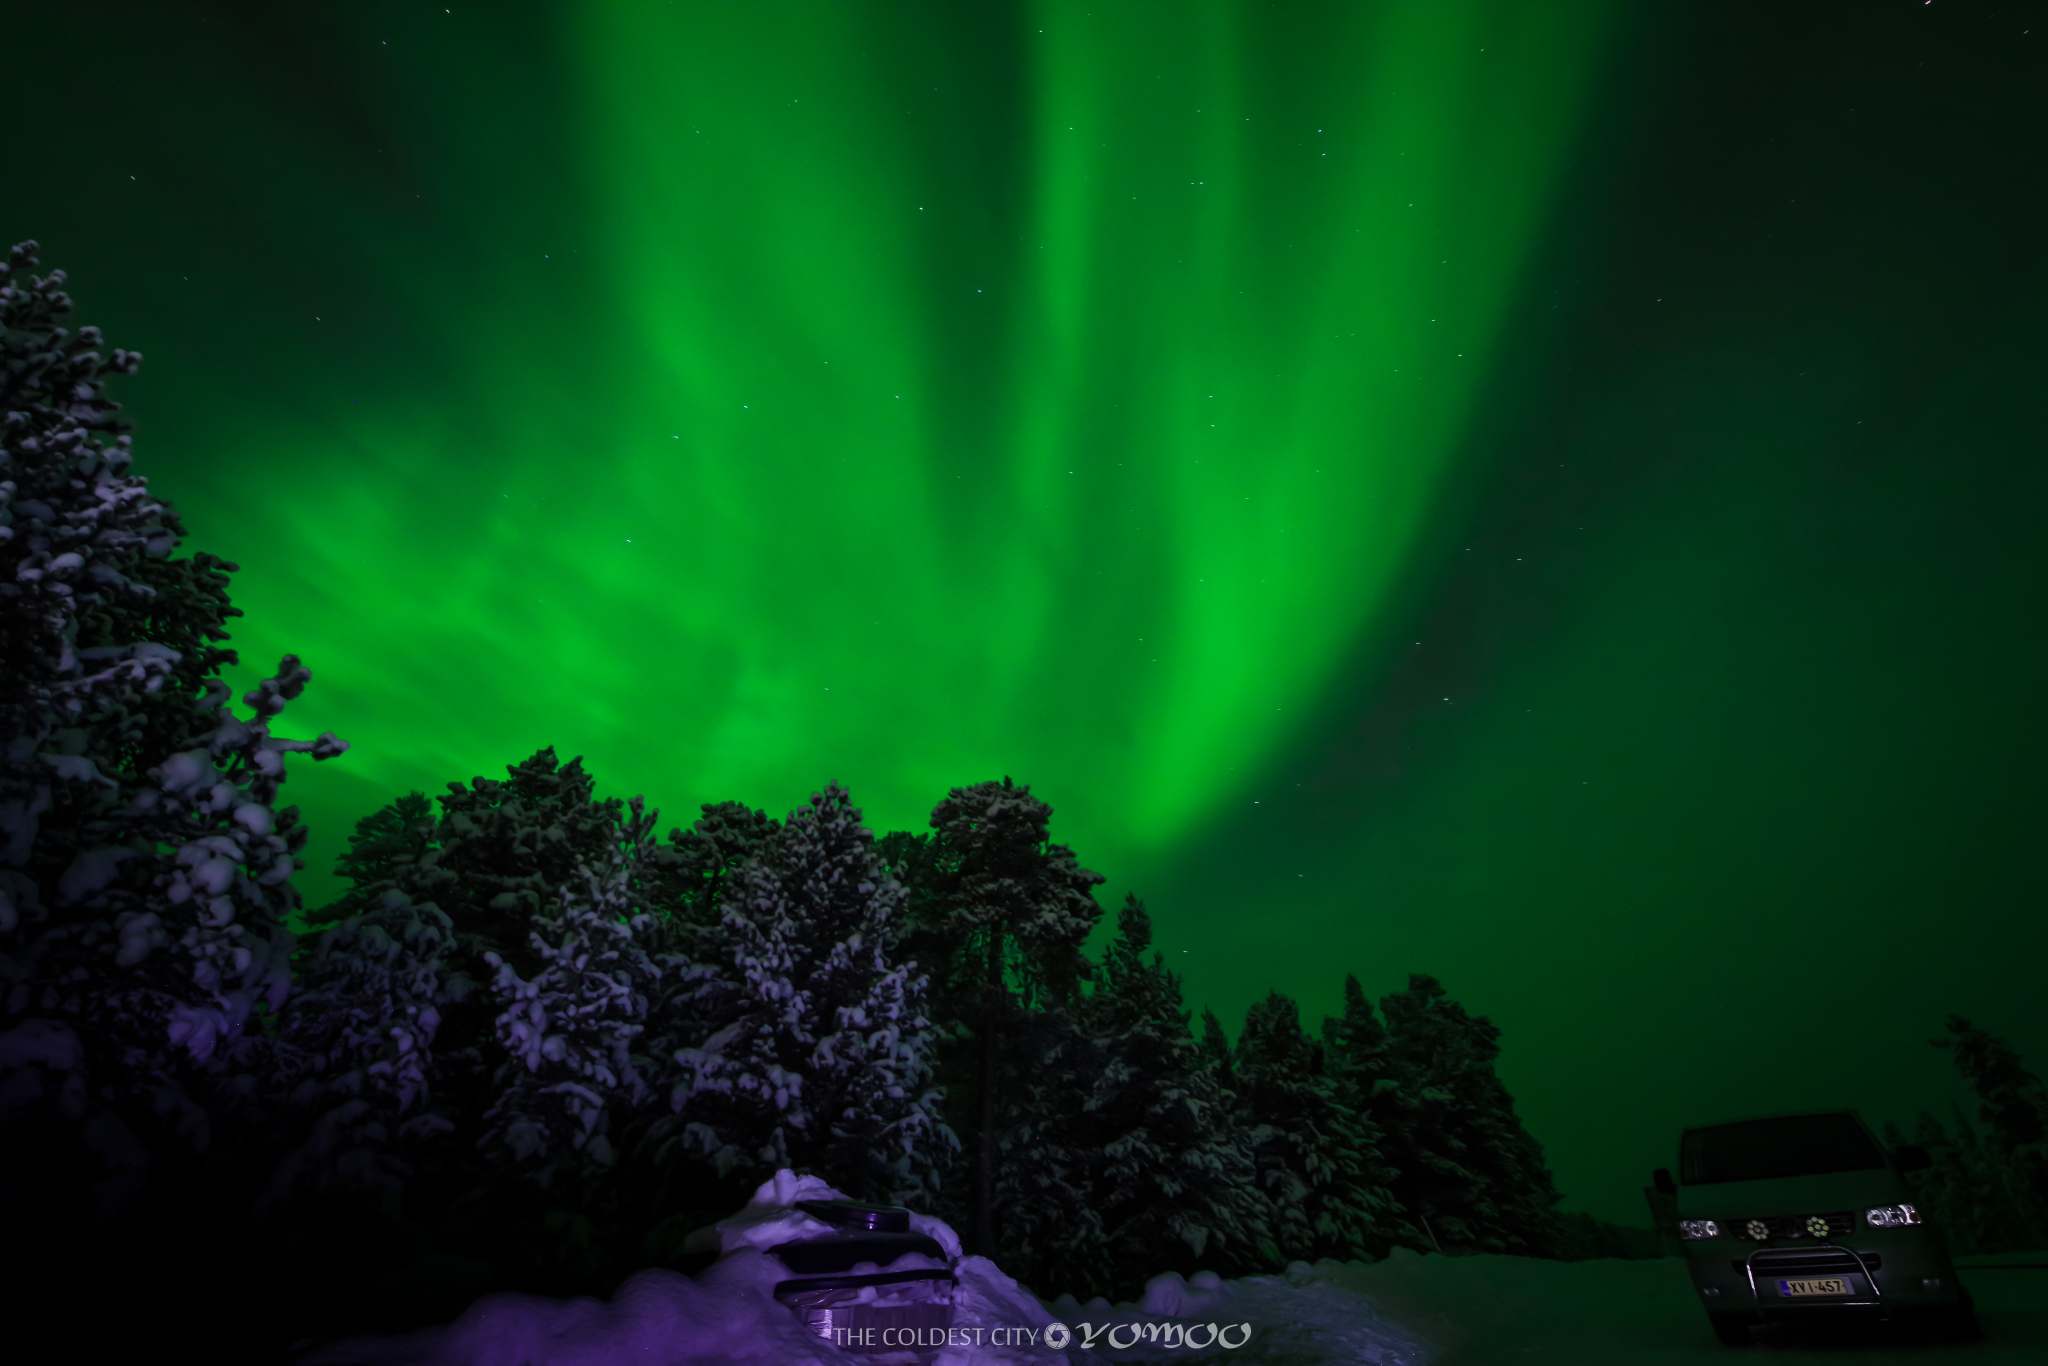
[300,1171,1437,1366]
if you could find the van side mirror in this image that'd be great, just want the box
[1891,1144,1932,1173]
[1652,1167,1677,1195]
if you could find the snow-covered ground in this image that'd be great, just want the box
[1319,1248,2048,1364]
[298,1177,2048,1366]
[301,1250,2048,1366]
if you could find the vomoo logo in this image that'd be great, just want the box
[1045,1319,1255,1351]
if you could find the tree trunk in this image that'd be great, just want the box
[973,932,1004,1256]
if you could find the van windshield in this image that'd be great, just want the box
[1681,1113,1887,1184]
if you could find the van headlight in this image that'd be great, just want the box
[1864,1204,1920,1228]
[1678,1220,1721,1240]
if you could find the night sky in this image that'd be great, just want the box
[12,1,2044,1230]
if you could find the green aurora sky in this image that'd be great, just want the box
[11,0,2046,1229]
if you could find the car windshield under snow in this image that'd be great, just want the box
[1680,1112,1887,1184]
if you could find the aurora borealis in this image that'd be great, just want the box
[166,0,1615,859]
[13,0,2046,1230]
[574,1,1605,851]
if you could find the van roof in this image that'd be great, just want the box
[1679,1107,1864,1135]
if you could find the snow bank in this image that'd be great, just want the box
[302,1172,1073,1366]
[302,1253,1444,1366]
[301,1256,830,1366]
[1040,1261,1431,1364]
[301,1172,1693,1366]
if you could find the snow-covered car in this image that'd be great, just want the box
[683,1172,968,1358]
[1652,1109,1977,1346]
[767,1198,957,1352]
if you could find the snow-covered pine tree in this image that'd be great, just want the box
[1894,1104,2039,1255]
[309,789,436,928]
[1322,973,1426,1251]
[985,998,1109,1296]
[260,889,461,1210]
[618,802,782,1220]
[1917,1018,2048,1250]
[624,802,779,1126]
[400,748,649,979]
[293,775,677,1290]
[0,241,346,1218]
[668,783,949,1204]
[1231,990,1397,1264]
[642,800,780,964]
[263,800,459,1213]
[309,750,661,1124]
[914,777,1104,1254]
[1056,896,1273,1293]
[1199,1006,1235,1088]
[875,824,942,959]
[479,807,663,1187]
[1936,1016,2048,1226]
[1374,974,1560,1255]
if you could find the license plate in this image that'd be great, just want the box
[1777,1277,1851,1297]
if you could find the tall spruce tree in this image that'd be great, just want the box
[311,790,436,927]
[1231,990,1396,1263]
[0,241,346,1219]
[1322,973,1425,1250]
[1894,1103,2042,1256]
[984,999,1106,1295]
[1896,1018,2048,1253]
[311,750,657,1117]
[408,748,648,979]
[262,889,460,1211]
[1937,1016,2048,1222]
[1372,974,1560,1254]
[914,777,1104,1255]
[640,799,780,966]
[1068,897,1272,1291]
[667,784,949,1204]
[480,834,663,1188]
[1199,1006,1236,1088]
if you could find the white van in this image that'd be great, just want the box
[1652,1110,1978,1346]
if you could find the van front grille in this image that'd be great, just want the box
[1739,1250,1878,1275]
[1729,1211,1855,1240]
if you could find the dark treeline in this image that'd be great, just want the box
[1888,1017,2048,1257]
[228,746,1599,1314]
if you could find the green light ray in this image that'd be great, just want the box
[217,1,1611,881]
